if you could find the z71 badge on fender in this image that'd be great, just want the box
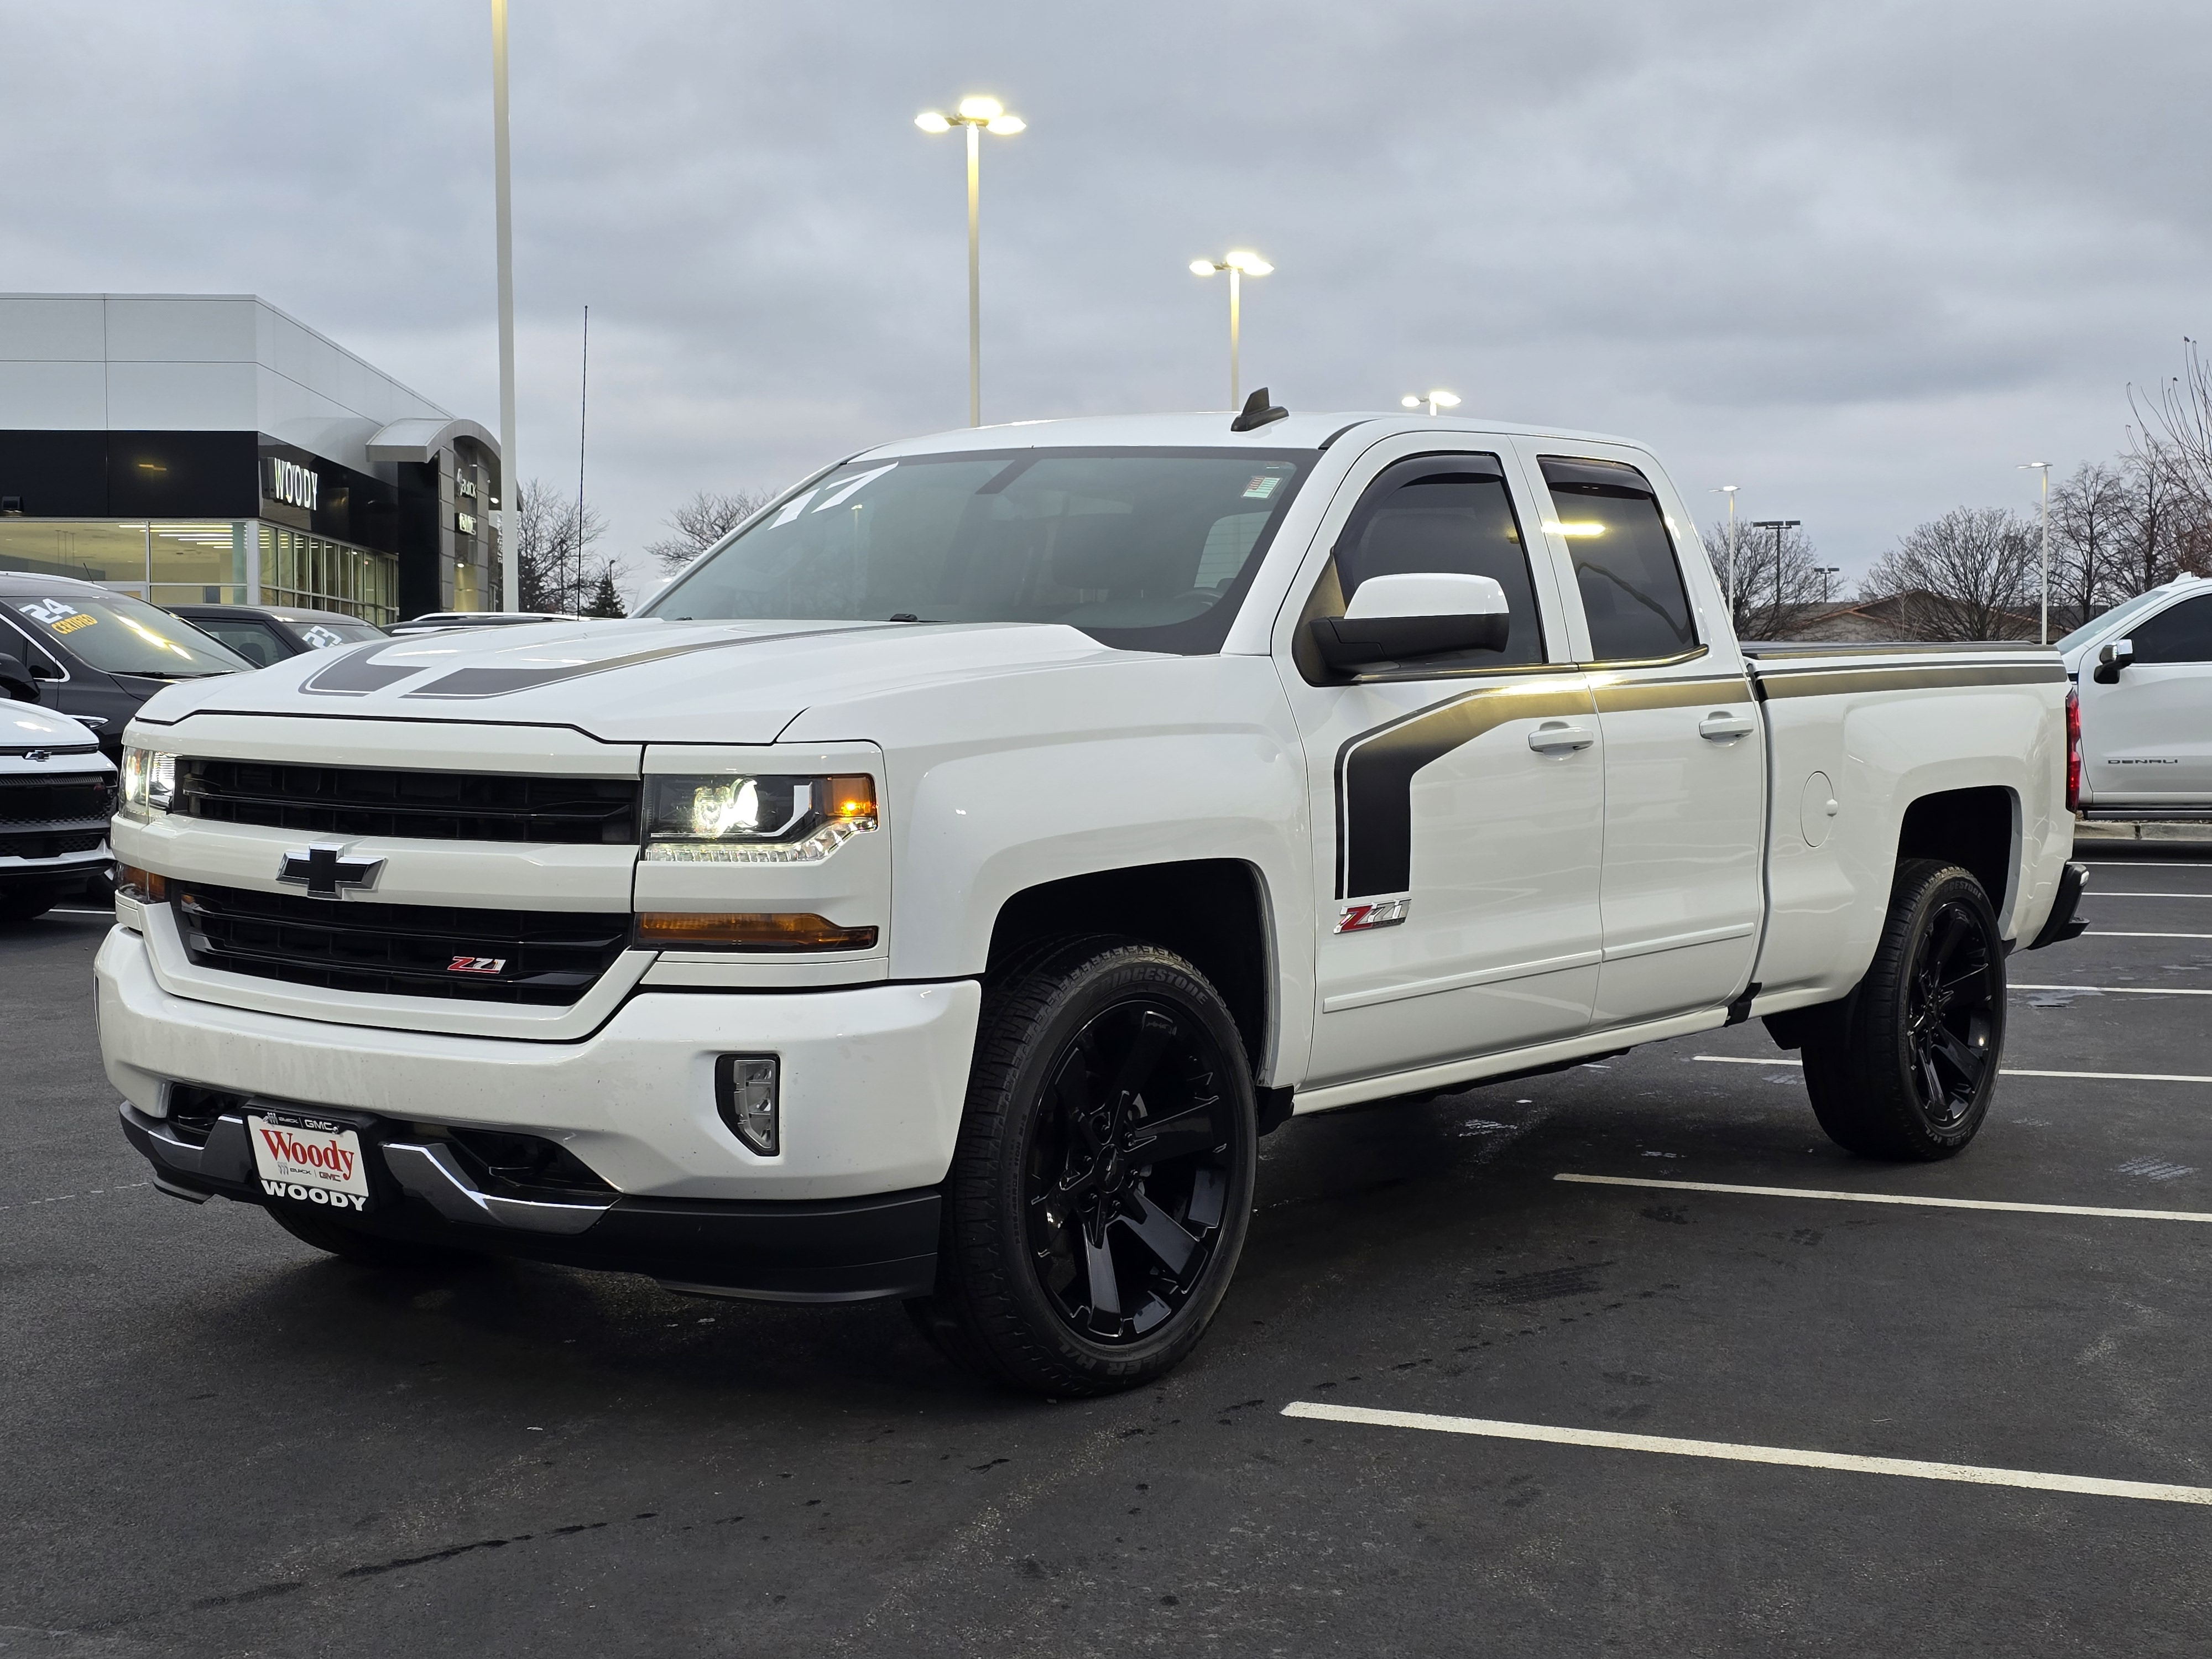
[447,955,508,975]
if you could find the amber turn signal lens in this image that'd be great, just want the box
[635,912,879,951]
[116,864,166,903]
[826,775,875,821]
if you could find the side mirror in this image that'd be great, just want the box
[0,650,38,702]
[1308,572,1510,673]
[2094,638,2134,684]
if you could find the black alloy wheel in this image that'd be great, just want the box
[1904,898,2000,1128]
[1025,998,1239,1342]
[1802,859,2007,1160]
[914,937,1258,1396]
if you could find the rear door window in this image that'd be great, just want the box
[2128,594,2212,664]
[1321,454,1546,669]
[1538,456,1699,662]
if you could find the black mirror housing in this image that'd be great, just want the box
[0,650,38,701]
[1308,610,1510,673]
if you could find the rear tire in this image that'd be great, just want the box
[1802,859,2005,1161]
[266,1204,479,1271]
[912,937,1258,1396]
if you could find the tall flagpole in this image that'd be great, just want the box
[492,0,519,612]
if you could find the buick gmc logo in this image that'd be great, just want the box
[276,844,384,898]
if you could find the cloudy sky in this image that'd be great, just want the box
[3,0,2204,598]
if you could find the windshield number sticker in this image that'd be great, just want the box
[299,625,343,649]
[18,598,96,633]
[1242,475,1282,499]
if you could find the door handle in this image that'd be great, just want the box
[1527,721,1595,754]
[1698,711,1756,740]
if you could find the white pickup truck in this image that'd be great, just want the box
[2059,573,2212,820]
[101,406,2085,1395]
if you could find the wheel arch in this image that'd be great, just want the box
[985,859,1277,1081]
[1893,785,2019,926]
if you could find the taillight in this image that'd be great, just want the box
[2064,686,2081,812]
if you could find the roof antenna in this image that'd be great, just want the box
[1230,387,1288,432]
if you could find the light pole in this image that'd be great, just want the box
[1189,251,1272,408]
[2021,461,2052,642]
[1715,485,1739,618]
[916,96,1025,427]
[1814,565,1841,603]
[1750,519,1800,633]
[491,0,518,611]
[1400,390,1462,416]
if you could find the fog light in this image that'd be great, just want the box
[716,1054,779,1156]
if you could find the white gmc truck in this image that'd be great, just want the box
[101,406,2085,1395]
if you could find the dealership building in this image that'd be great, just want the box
[0,294,499,625]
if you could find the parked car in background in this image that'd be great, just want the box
[2058,573,2212,820]
[164,604,386,667]
[387,611,577,637]
[0,701,114,922]
[0,572,248,760]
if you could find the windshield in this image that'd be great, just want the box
[2057,587,2178,655]
[7,592,247,676]
[643,447,1314,654]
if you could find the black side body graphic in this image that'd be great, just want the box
[1334,681,1590,900]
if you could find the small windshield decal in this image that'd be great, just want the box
[1243,475,1283,499]
[813,464,897,511]
[769,488,819,528]
[18,598,97,634]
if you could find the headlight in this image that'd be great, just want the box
[120,747,176,816]
[643,774,877,863]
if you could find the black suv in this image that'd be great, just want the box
[164,603,387,667]
[0,572,247,759]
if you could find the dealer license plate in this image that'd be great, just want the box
[247,1110,372,1213]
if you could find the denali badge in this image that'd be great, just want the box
[447,955,508,975]
[1337,898,1410,932]
[276,844,385,899]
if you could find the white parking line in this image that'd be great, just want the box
[2089,892,2212,899]
[1553,1172,2212,1223]
[2013,983,2212,997]
[2080,862,2212,869]
[1281,1401,2212,1505]
[2089,932,2212,940]
[1691,1055,2212,1084]
[51,908,112,917]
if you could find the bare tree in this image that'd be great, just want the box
[1861,507,2038,640]
[2049,460,2130,632]
[646,489,773,573]
[514,478,610,614]
[1703,518,1832,640]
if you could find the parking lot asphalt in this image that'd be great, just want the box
[6,851,2212,1658]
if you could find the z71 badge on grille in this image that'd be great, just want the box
[447,955,508,975]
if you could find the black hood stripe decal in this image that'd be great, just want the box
[299,641,433,697]
[295,625,896,701]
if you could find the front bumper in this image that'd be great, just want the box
[120,1102,939,1301]
[97,924,982,1202]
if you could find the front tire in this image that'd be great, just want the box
[1802,859,2005,1160]
[914,938,1258,1396]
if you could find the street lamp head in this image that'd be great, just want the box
[1224,249,1272,276]
[957,95,1004,121]
[915,110,952,133]
[1190,259,1219,277]
[1401,395,1421,409]
[1428,390,1460,409]
[1718,484,1738,494]
[985,114,1025,135]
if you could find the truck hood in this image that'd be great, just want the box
[129,617,1138,744]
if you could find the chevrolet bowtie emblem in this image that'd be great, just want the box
[277,845,385,899]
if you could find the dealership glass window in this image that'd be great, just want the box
[147,521,248,607]
[0,520,159,586]
[260,525,398,626]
